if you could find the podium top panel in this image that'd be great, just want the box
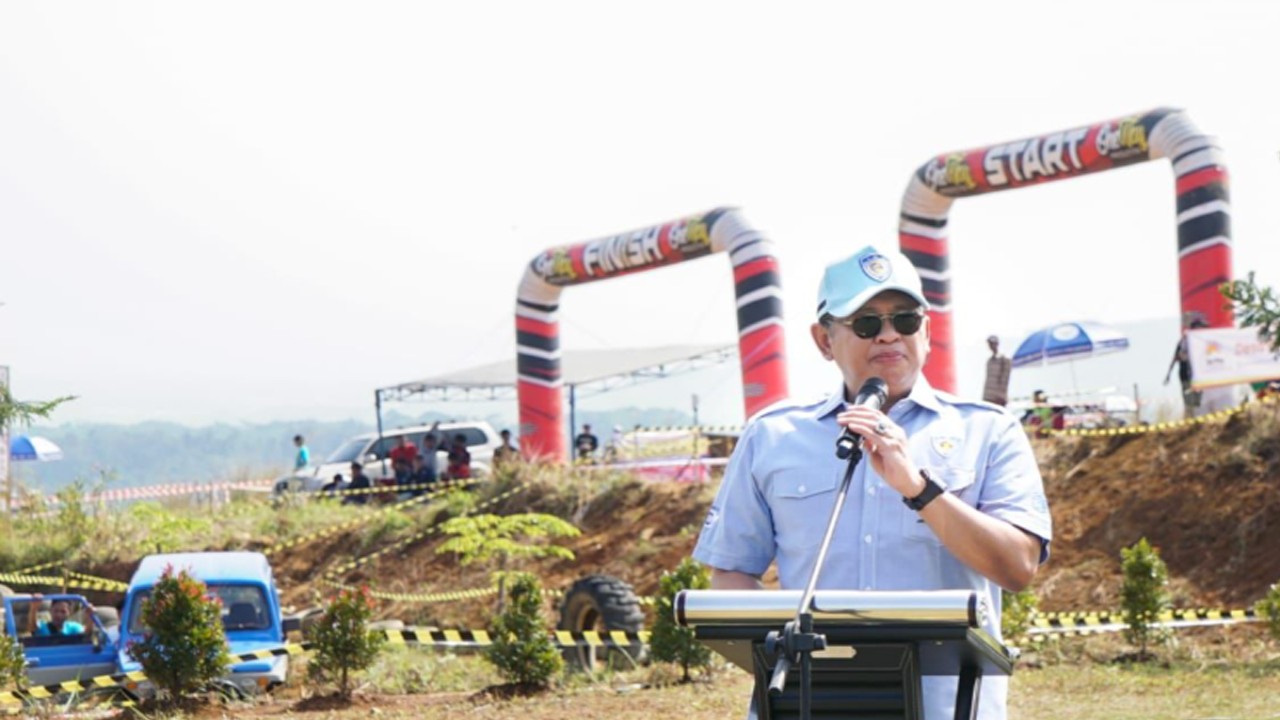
[676,589,985,628]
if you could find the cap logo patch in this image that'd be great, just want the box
[859,253,891,283]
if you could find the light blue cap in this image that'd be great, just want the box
[816,245,929,320]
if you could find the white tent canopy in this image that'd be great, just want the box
[377,344,737,403]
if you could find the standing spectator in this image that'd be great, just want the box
[446,434,471,480]
[604,425,626,462]
[344,462,372,505]
[388,435,419,468]
[1165,318,1207,419]
[293,435,310,471]
[982,335,1012,407]
[420,434,441,484]
[492,429,519,468]
[574,423,599,462]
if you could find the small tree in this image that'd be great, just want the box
[1256,581,1280,643]
[1001,587,1039,645]
[0,385,74,428]
[486,572,562,688]
[649,558,712,682]
[0,632,26,694]
[1120,537,1170,658]
[1222,273,1280,351]
[306,586,385,700]
[129,566,230,702]
[436,513,580,613]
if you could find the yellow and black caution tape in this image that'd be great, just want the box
[1029,607,1257,629]
[0,627,649,705]
[1023,608,1261,642]
[323,581,499,604]
[263,481,474,557]
[323,580,657,607]
[60,571,129,593]
[0,642,308,706]
[0,572,126,594]
[8,560,64,576]
[324,482,530,579]
[1050,395,1277,438]
[629,425,742,435]
[289,479,471,499]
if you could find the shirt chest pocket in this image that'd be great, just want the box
[770,472,840,550]
[901,465,978,544]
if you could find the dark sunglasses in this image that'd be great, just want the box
[834,310,925,339]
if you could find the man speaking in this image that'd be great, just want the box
[692,245,1052,719]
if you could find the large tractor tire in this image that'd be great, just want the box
[556,574,645,671]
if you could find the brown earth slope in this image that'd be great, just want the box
[151,403,1280,625]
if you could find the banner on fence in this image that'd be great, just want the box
[1188,327,1280,390]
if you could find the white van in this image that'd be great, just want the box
[274,421,502,494]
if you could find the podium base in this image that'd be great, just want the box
[754,642,924,719]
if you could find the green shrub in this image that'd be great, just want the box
[1001,587,1039,644]
[0,632,26,693]
[485,572,562,688]
[129,566,230,702]
[649,558,712,682]
[128,503,212,554]
[1120,537,1170,657]
[1256,581,1280,642]
[306,586,386,700]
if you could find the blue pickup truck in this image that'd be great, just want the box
[1,593,116,688]
[117,551,290,697]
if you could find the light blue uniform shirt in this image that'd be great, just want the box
[693,378,1052,720]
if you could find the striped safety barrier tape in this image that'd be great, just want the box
[323,580,658,607]
[262,481,474,557]
[0,572,127,594]
[0,628,648,705]
[1029,607,1257,628]
[324,482,530,579]
[1049,395,1276,438]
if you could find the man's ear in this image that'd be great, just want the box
[810,322,834,361]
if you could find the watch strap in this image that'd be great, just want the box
[903,468,944,511]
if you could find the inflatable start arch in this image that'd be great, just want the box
[899,107,1232,392]
[516,208,789,461]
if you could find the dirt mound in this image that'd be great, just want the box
[261,405,1280,623]
[1035,405,1280,610]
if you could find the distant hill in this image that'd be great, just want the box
[15,406,694,494]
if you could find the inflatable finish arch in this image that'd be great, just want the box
[516,208,789,461]
[899,108,1231,392]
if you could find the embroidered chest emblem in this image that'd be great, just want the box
[931,435,960,458]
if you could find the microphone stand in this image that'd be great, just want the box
[765,440,863,719]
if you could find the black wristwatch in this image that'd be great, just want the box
[902,469,944,512]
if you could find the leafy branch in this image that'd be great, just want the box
[0,384,75,429]
[1221,272,1280,352]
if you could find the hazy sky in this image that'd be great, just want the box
[2,1,1278,428]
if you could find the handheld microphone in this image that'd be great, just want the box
[835,377,888,460]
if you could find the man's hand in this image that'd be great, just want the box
[835,406,924,499]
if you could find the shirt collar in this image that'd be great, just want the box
[815,375,943,418]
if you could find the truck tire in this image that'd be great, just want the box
[556,574,645,671]
[93,606,120,629]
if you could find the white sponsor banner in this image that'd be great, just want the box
[1188,328,1280,390]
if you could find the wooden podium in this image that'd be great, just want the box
[675,589,1012,720]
